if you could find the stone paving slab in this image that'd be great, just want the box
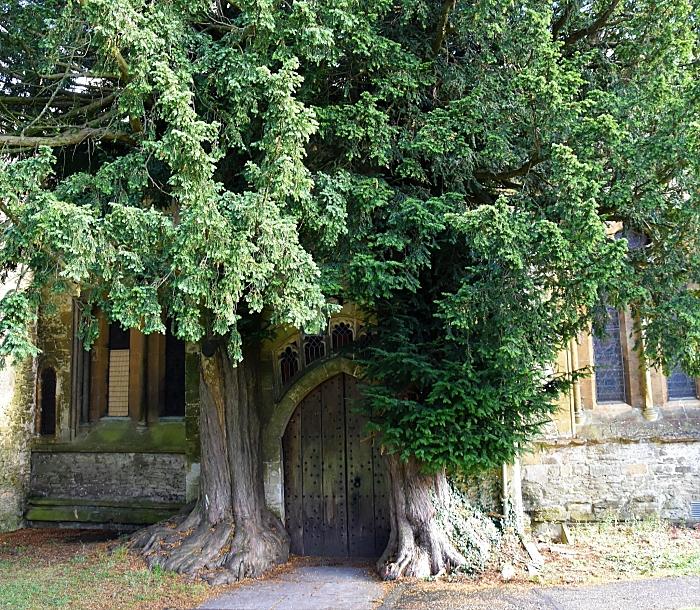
[199,566,386,610]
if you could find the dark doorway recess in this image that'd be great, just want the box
[163,329,186,417]
[40,367,57,436]
[282,373,390,557]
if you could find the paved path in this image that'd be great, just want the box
[199,565,387,610]
[384,576,700,610]
[201,568,700,610]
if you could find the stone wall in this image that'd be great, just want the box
[30,452,187,504]
[522,438,700,523]
[35,294,74,441]
[0,358,36,531]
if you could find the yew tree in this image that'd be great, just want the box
[1,0,699,581]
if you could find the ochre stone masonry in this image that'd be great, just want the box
[35,294,74,441]
[2,290,700,533]
[0,358,36,531]
[0,291,200,530]
[0,273,37,531]
[523,352,700,527]
[523,438,700,522]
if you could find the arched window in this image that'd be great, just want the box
[593,308,627,403]
[304,334,326,366]
[279,342,300,385]
[39,367,56,436]
[331,322,353,350]
[667,366,697,400]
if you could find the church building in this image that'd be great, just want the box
[1,287,699,552]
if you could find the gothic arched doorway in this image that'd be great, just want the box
[282,373,390,557]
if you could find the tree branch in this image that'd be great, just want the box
[195,20,255,38]
[0,128,135,149]
[61,94,117,121]
[432,0,456,56]
[474,154,543,183]
[37,72,120,81]
[562,0,620,49]
[551,2,574,39]
[0,94,112,106]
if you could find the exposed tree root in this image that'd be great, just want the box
[130,345,289,583]
[204,516,288,585]
[377,456,467,579]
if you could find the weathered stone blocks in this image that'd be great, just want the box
[0,358,36,531]
[523,439,700,523]
[30,452,187,503]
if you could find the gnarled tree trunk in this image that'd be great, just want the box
[130,344,288,583]
[377,455,466,579]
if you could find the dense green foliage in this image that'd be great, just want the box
[1,1,699,473]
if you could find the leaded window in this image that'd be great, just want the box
[279,342,300,385]
[593,308,627,403]
[304,334,326,366]
[71,306,186,424]
[331,322,353,350]
[667,366,697,400]
[107,324,130,417]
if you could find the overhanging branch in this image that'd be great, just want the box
[0,127,135,148]
[474,154,543,183]
[562,0,620,49]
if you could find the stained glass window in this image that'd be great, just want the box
[593,308,626,403]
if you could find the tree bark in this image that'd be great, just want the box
[130,344,289,583]
[377,455,467,579]
[0,128,134,148]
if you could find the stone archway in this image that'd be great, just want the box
[282,373,389,557]
[261,358,363,519]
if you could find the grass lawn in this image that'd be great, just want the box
[0,529,212,610]
[1,519,699,609]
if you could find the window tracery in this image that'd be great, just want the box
[331,321,354,349]
[279,342,300,385]
[304,334,326,366]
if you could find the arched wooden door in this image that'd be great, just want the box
[282,373,390,557]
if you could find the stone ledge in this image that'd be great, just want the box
[531,434,700,449]
[25,496,183,525]
[32,419,187,454]
[31,445,188,454]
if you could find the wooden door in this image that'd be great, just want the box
[282,373,390,557]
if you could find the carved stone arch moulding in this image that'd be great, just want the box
[261,356,363,520]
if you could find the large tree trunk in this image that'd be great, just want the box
[377,455,467,579]
[130,345,288,583]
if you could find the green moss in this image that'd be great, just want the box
[185,402,201,462]
[25,503,181,525]
[32,419,186,454]
[27,497,182,509]
[0,356,36,532]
